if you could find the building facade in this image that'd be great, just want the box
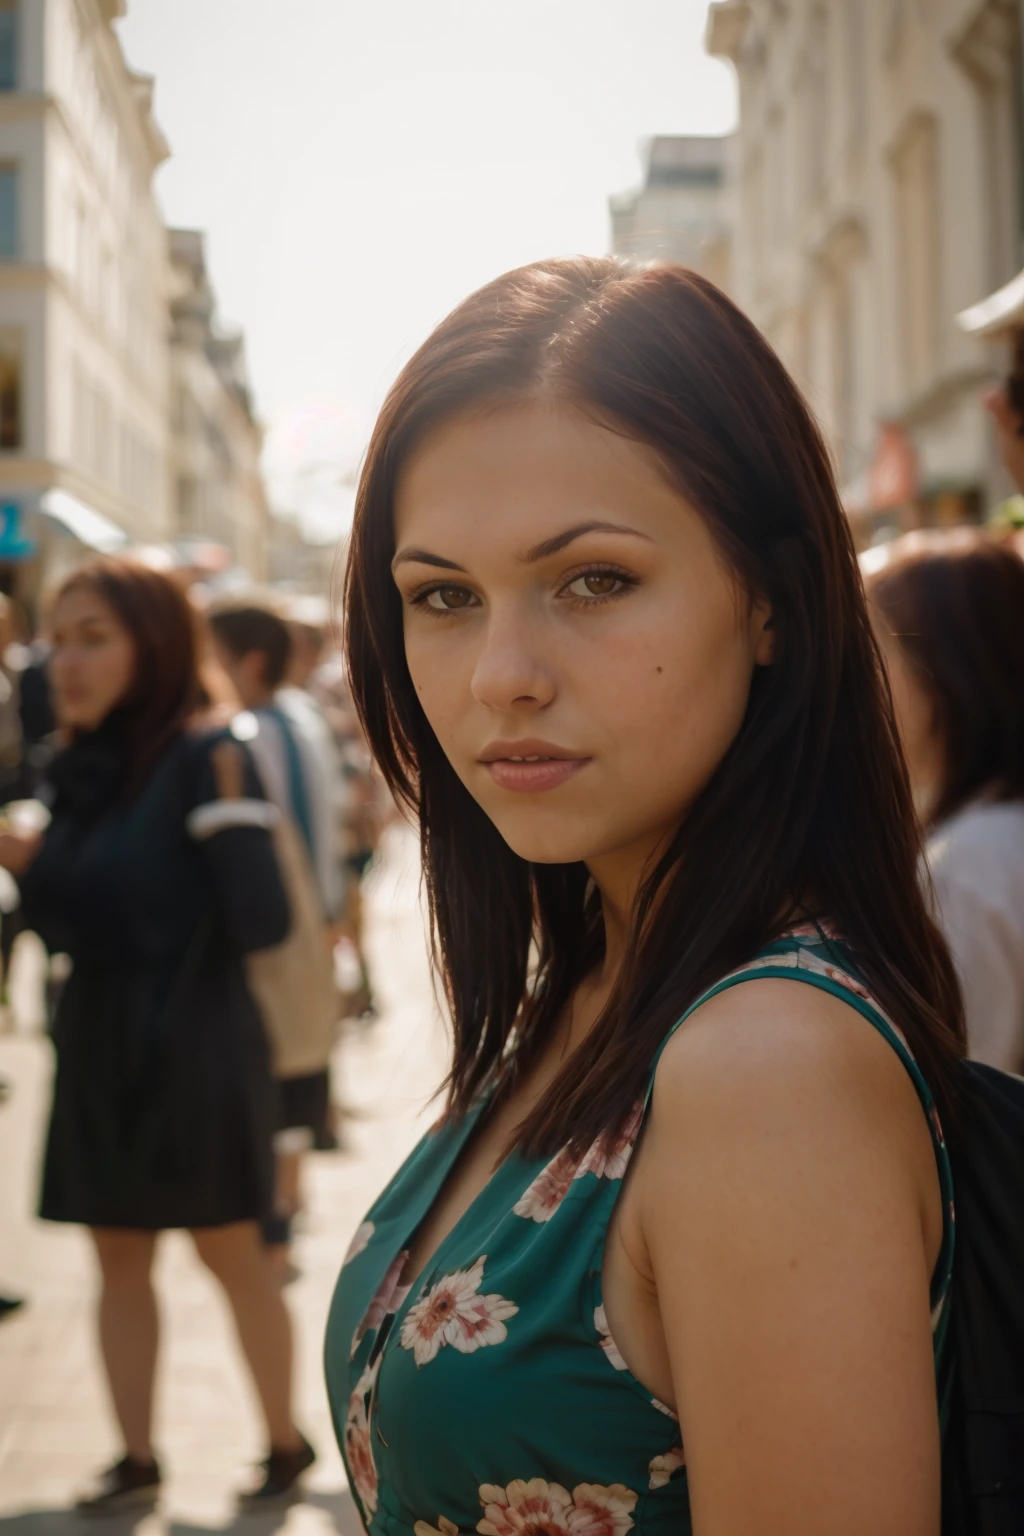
[610,134,733,290]
[708,0,1023,539]
[0,0,172,597]
[169,228,269,582]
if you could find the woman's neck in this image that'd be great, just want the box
[561,835,667,1054]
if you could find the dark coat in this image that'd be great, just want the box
[19,715,290,1229]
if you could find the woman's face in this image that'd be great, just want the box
[50,587,137,732]
[872,619,945,820]
[393,401,773,893]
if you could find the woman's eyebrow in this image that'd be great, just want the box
[391,548,468,574]
[522,521,654,562]
[392,520,653,575]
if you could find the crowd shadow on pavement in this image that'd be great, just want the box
[0,1489,364,1536]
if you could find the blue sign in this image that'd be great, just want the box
[0,502,35,561]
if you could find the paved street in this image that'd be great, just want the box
[0,824,446,1536]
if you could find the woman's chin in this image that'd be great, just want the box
[495,823,598,868]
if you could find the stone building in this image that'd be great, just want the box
[610,134,733,290]
[707,0,1022,540]
[169,228,269,582]
[0,0,172,598]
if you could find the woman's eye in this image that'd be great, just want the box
[565,572,625,599]
[423,585,476,612]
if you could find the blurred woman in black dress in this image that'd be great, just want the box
[0,559,314,1512]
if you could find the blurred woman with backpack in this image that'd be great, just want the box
[0,559,314,1512]
[867,530,1024,1073]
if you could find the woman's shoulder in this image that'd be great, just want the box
[639,969,942,1282]
[645,937,938,1199]
[168,717,276,831]
[174,715,261,779]
[653,970,919,1122]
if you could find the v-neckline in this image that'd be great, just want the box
[395,1091,527,1301]
[360,1092,550,1367]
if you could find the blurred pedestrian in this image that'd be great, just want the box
[868,529,1024,1071]
[17,628,56,790]
[983,356,1024,497]
[208,603,340,1277]
[210,604,342,921]
[302,635,386,1017]
[0,594,22,803]
[0,558,314,1512]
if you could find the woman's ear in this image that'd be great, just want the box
[752,598,776,667]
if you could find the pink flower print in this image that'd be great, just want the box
[400,1256,518,1366]
[350,1248,412,1357]
[578,1103,643,1181]
[594,1305,627,1371]
[647,1448,685,1490]
[820,963,873,1003]
[782,919,841,944]
[415,1519,460,1536]
[513,1146,580,1222]
[344,1358,380,1515]
[342,1219,374,1266]
[477,1478,572,1536]
[565,1484,639,1536]
[650,1396,679,1421]
[514,1103,644,1223]
[477,1480,637,1536]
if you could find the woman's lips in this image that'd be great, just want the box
[483,757,590,793]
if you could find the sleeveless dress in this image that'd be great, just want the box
[325,927,955,1536]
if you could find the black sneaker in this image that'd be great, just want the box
[0,1294,24,1321]
[239,1434,315,1510]
[76,1455,161,1516]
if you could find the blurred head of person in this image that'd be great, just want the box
[343,255,963,1148]
[208,604,292,710]
[49,557,202,782]
[865,528,1024,828]
[288,621,326,689]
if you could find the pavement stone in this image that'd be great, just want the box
[0,824,447,1536]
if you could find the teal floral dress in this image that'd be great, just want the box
[325,927,955,1536]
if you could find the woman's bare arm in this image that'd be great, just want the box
[639,978,942,1536]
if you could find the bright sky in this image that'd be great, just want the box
[118,0,736,536]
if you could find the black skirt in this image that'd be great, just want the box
[40,953,276,1230]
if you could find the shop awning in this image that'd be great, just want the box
[957,268,1024,338]
[39,490,129,554]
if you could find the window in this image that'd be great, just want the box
[0,330,21,449]
[0,5,17,93]
[0,166,18,259]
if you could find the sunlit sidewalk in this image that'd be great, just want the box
[0,822,445,1536]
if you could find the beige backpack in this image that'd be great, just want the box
[246,814,339,1079]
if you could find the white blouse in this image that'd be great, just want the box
[926,800,1024,1074]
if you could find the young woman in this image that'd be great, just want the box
[868,529,1024,1072]
[325,259,964,1536]
[0,560,314,1512]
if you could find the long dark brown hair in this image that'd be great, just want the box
[54,557,202,791]
[868,530,1024,828]
[345,257,965,1152]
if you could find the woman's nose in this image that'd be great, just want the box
[469,611,556,713]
